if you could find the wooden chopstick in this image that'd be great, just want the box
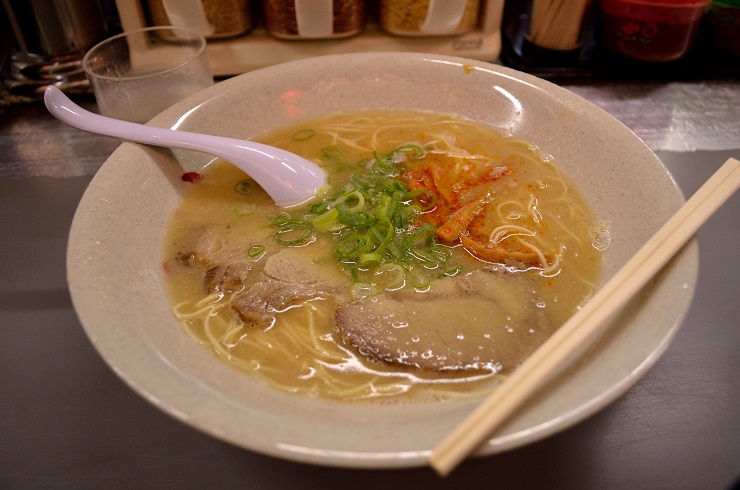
[429,158,740,476]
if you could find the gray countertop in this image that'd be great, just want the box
[0,79,738,489]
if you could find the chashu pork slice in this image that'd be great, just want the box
[232,248,351,329]
[335,268,550,373]
[173,226,254,294]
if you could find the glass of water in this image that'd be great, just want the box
[82,26,213,123]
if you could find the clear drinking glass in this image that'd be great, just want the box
[82,26,213,123]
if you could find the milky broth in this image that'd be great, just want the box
[162,110,602,402]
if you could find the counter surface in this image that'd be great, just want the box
[1,80,738,489]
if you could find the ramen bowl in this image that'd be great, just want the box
[67,52,697,468]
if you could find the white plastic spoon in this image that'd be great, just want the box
[44,85,326,207]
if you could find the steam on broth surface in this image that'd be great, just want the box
[162,110,602,402]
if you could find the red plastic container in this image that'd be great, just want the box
[598,0,710,62]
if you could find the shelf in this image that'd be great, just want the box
[205,25,502,77]
[115,0,504,78]
[498,2,740,80]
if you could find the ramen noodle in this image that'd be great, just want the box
[162,111,603,402]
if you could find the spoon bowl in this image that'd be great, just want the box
[43,85,326,207]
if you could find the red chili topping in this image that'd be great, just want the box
[181,172,203,183]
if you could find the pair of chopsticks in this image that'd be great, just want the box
[429,158,740,476]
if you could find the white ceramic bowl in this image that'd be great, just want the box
[67,53,697,468]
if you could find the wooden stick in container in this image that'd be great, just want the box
[529,0,590,50]
[429,158,740,476]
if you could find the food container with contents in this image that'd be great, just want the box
[145,0,253,40]
[262,0,366,39]
[380,0,481,37]
[705,0,740,56]
[597,0,710,62]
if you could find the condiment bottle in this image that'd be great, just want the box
[380,0,481,37]
[262,0,365,40]
[146,0,253,40]
[597,0,711,62]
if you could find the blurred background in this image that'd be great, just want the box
[1,0,738,105]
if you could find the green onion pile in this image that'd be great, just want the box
[269,143,461,299]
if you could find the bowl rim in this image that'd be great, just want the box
[67,52,698,468]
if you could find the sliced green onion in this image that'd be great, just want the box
[308,199,330,215]
[336,231,371,260]
[372,151,399,177]
[404,223,435,249]
[359,252,383,266]
[370,218,394,255]
[335,189,365,212]
[337,207,375,229]
[394,144,425,159]
[386,241,403,261]
[247,244,266,259]
[267,139,461,298]
[374,263,406,290]
[407,266,431,290]
[312,207,340,231]
[375,194,391,220]
[430,244,453,260]
[349,266,360,283]
[395,205,409,229]
[404,189,437,212]
[234,179,253,195]
[270,213,305,227]
[321,145,344,163]
[409,248,436,265]
[292,129,315,141]
[442,265,462,277]
[275,223,314,245]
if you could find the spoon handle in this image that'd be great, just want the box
[44,86,263,158]
[44,86,325,207]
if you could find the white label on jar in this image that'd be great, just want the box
[421,0,468,34]
[295,0,334,38]
[162,0,214,37]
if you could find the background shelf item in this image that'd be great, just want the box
[499,1,740,80]
[115,0,505,77]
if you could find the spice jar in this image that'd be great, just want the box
[380,0,481,37]
[146,0,253,40]
[263,0,365,40]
